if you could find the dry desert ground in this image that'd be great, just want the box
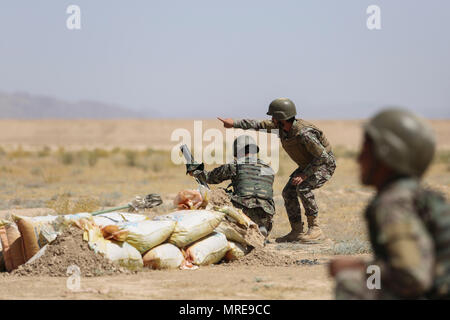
[0,119,449,299]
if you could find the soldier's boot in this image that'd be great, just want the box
[299,216,324,243]
[275,221,304,243]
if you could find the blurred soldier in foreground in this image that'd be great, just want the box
[189,135,275,237]
[219,98,335,243]
[330,108,450,299]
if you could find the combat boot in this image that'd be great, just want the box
[299,216,324,243]
[275,221,304,243]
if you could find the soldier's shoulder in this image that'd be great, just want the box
[377,177,419,205]
[371,178,421,224]
[293,119,320,137]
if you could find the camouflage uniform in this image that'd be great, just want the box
[196,156,275,235]
[234,119,336,223]
[335,177,435,299]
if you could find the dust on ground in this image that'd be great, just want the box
[222,247,301,267]
[9,227,130,277]
[208,188,232,207]
[221,241,334,267]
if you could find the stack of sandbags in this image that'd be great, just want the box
[0,212,151,272]
[92,207,262,270]
[8,213,101,264]
[0,201,263,273]
[146,209,227,269]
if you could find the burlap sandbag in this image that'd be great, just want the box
[0,221,26,271]
[13,215,59,261]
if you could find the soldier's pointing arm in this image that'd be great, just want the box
[233,119,277,132]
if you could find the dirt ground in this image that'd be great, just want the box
[1,241,367,300]
[0,119,448,300]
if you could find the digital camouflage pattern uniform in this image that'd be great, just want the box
[336,177,435,299]
[335,108,450,299]
[233,119,336,225]
[195,156,275,235]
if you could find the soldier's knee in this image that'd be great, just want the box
[282,184,295,199]
[297,189,314,200]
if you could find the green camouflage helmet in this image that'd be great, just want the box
[267,98,297,120]
[233,135,259,157]
[364,108,436,177]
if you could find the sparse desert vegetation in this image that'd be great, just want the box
[0,120,448,299]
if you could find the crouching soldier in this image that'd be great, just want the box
[188,135,276,237]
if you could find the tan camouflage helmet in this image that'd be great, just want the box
[364,108,436,177]
[267,98,297,120]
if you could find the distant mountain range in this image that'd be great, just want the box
[0,92,148,119]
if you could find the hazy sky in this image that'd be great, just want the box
[1,0,449,118]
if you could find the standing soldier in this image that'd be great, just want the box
[218,98,336,243]
[330,108,450,299]
[188,135,276,237]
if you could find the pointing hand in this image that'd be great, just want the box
[217,117,234,128]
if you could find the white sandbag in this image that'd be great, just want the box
[185,232,229,266]
[57,212,92,226]
[119,220,176,254]
[214,206,253,227]
[215,220,246,245]
[225,241,248,261]
[102,241,143,270]
[154,210,225,248]
[143,243,184,269]
[93,212,148,228]
[214,217,265,249]
[85,225,143,270]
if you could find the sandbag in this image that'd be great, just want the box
[92,212,148,228]
[215,220,247,245]
[0,249,5,272]
[214,206,253,227]
[116,220,176,254]
[0,221,26,271]
[154,210,225,248]
[185,232,229,266]
[143,243,184,269]
[57,212,92,226]
[102,241,143,270]
[84,223,143,270]
[12,215,60,261]
[214,217,265,249]
[225,241,249,262]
